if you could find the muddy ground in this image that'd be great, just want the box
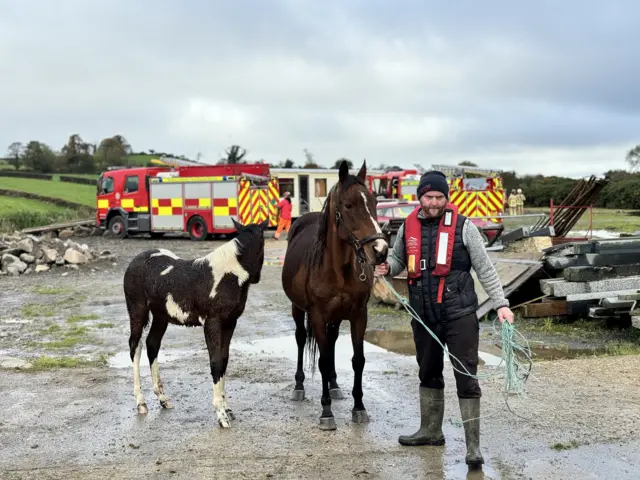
[1,234,639,479]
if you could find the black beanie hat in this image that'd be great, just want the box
[417,171,449,199]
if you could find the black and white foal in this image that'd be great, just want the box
[123,218,268,427]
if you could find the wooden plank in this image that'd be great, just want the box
[546,253,640,270]
[20,218,95,234]
[521,300,568,318]
[566,289,640,301]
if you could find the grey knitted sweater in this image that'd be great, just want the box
[385,211,509,311]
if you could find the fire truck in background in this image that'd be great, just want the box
[96,163,279,241]
[366,169,419,199]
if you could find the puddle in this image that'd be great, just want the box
[108,348,202,369]
[482,341,608,361]
[364,329,505,367]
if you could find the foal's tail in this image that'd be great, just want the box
[305,313,319,376]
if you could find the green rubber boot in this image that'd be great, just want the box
[398,387,445,446]
[459,397,484,467]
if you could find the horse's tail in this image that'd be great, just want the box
[304,312,318,376]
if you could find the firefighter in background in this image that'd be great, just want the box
[516,188,526,215]
[274,191,292,240]
[508,189,518,215]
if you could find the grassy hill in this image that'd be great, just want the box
[0,177,96,207]
[0,196,88,232]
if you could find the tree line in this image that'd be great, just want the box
[4,135,640,210]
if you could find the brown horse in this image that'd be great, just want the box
[281,160,389,430]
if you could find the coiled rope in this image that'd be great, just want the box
[379,276,534,419]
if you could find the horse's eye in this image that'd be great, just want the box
[344,203,353,210]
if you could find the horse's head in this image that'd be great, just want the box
[331,160,389,266]
[232,218,268,284]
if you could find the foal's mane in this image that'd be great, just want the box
[306,174,364,269]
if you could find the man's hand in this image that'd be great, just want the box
[497,306,514,324]
[374,261,389,277]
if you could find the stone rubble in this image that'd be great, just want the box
[0,231,115,276]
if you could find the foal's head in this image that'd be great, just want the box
[232,218,268,284]
[330,160,389,266]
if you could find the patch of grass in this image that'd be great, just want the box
[551,440,581,450]
[34,286,73,295]
[21,304,56,317]
[0,177,96,206]
[32,324,93,350]
[0,196,86,232]
[94,322,114,329]
[30,354,109,370]
[504,207,640,234]
[67,313,100,323]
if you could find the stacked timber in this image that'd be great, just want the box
[533,237,640,327]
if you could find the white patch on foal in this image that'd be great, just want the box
[132,342,147,414]
[165,293,189,323]
[160,265,174,275]
[151,358,172,409]
[151,248,179,260]
[197,239,250,299]
[360,191,388,253]
[213,376,231,427]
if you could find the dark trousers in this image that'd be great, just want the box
[411,312,482,398]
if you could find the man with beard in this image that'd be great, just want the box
[374,170,514,468]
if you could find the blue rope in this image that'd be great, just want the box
[379,276,533,399]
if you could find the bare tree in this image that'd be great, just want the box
[626,145,640,171]
[6,142,23,170]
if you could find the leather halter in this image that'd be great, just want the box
[334,211,386,281]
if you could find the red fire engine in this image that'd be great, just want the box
[96,163,279,240]
[366,169,419,199]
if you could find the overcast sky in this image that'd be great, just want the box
[1,0,638,177]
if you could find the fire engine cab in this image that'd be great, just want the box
[96,163,279,240]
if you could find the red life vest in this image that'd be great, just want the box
[404,203,459,304]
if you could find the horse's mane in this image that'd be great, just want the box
[305,174,364,269]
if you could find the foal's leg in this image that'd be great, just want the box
[327,321,344,399]
[203,318,230,427]
[350,311,370,423]
[291,304,306,401]
[220,320,238,420]
[128,301,150,415]
[147,311,172,409]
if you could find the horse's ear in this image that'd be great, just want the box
[339,160,349,183]
[259,219,268,231]
[232,218,244,231]
[356,159,367,182]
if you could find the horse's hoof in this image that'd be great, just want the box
[160,399,173,409]
[329,387,344,399]
[137,403,148,415]
[226,409,235,420]
[352,409,370,424]
[216,411,231,428]
[319,416,337,431]
[291,389,305,401]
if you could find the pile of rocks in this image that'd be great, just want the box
[0,233,115,276]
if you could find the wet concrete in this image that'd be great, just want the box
[1,235,639,479]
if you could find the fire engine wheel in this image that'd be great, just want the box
[108,216,127,239]
[187,216,208,241]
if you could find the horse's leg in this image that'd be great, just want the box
[327,321,344,399]
[291,304,306,401]
[350,310,370,424]
[220,319,238,420]
[128,300,150,415]
[314,311,336,430]
[147,309,172,409]
[203,317,230,428]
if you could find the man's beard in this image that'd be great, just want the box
[422,205,446,218]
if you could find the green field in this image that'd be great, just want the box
[0,196,86,232]
[0,177,96,207]
[503,207,640,234]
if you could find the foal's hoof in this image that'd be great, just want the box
[225,409,235,420]
[319,416,337,431]
[216,410,231,428]
[291,389,305,401]
[160,399,173,409]
[329,387,344,399]
[352,409,370,424]
[137,403,148,415]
